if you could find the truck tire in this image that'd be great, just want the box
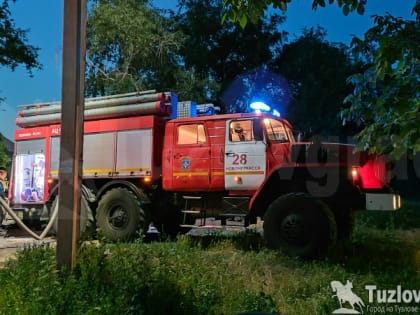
[263,194,337,259]
[51,195,94,239]
[96,188,145,241]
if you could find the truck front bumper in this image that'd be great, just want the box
[365,193,401,211]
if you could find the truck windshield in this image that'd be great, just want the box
[263,118,294,143]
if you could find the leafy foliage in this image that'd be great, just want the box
[0,0,41,74]
[0,134,11,167]
[85,0,184,96]
[86,0,287,106]
[272,27,362,137]
[341,9,420,159]
[174,0,286,106]
[223,0,419,159]
[222,0,367,27]
[1,206,420,315]
[220,64,292,113]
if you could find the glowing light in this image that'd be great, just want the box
[393,195,401,209]
[250,101,271,112]
[351,167,360,186]
[234,176,242,184]
[272,109,281,117]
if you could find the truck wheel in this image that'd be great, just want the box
[96,188,145,241]
[51,195,94,239]
[263,194,337,259]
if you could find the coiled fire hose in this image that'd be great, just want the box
[0,196,58,240]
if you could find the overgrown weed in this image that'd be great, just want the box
[0,200,418,314]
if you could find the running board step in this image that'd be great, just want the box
[182,195,202,200]
[180,224,197,228]
[181,195,206,227]
[181,210,201,214]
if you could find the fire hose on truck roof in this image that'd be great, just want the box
[16,90,177,128]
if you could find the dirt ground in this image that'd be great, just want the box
[0,227,56,267]
[0,218,262,268]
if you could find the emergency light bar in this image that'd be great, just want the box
[250,101,271,112]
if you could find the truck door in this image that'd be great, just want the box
[224,119,266,190]
[171,122,210,191]
[263,117,294,170]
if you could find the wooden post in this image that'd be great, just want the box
[56,0,86,270]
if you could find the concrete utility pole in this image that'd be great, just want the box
[56,0,86,270]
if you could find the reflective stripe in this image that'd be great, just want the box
[173,171,264,177]
[173,172,209,176]
[225,171,264,175]
[50,169,113,175]
[116,168,151,173]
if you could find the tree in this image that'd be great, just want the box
[272,27,361,138]
[0,0,41,105]
[86,0,286,106]
[341,8,420,159]
[0,135,10,168]
[0,0,40,74]
[174,0,286,106]
[222,0,367,27]
[85,0,184,96]
[219,64,292,113]
[223,0,420,160]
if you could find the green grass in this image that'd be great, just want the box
[356,199,420,230]
[0,200,419,315]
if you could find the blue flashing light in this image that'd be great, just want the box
[272,109,281,117]
[250,101,271,112]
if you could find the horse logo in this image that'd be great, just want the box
[331,280,365,314]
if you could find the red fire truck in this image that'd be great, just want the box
[9,91,401,258]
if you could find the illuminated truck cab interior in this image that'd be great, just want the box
[13,140,46,203]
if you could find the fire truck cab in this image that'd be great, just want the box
[162,113,290,193]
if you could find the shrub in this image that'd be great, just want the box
[0,200,419,315]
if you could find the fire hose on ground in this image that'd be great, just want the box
[0,196,58,240]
